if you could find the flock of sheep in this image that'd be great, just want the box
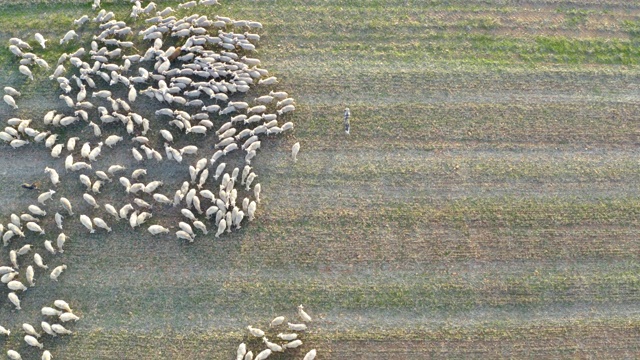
[0,0,307,358]
[236,304,317,360]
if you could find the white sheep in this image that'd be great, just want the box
[93,217,112,232]
[38,190,56,205]
[303,349,317,360]
[267,316,285,328]
[287,323,307,331]
[45,167,60,186]
[0,326,9,336]
[24,335,43,349]
[0,87,14,105]
[236,343,247,360]
[34,33,47,49]
[51,324,72,335]
[284,339,303,349]
[193,221,208,235]
[60,30,78,45]
[60,197,73,215]
[50,265,67,281]
[298,304,312,322]
[7,350,22,360]
[26,222,44,235]
[44,241,56,255]
[214,163,226,180]
[8,292,20,310]
[42,350,52,360]
[83,193,99,209]
[22,323,40,338]
[148,225,169,235]
[18,65,33,81]
[28,205,47,217]
[254,349,271,360]
[247,325,265,338]
[34,254,48,269]
[263,337,283,352]
[41,307,61,317]
[215,219,226,237]
[59,313,79,322]
[277,104,296,115]
[80,214,95,233]
[57,233,67,253]
[245,173,257,190]
[176,230,194,242]
[7,280,27,292]
[277,333,298,341]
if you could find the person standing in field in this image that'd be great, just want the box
[343,107,351,135]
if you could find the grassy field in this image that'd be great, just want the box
[0,0,639,358]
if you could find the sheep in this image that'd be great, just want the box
[247,325,265,338]
[105,135,123,148]
[83,193,99,209]
[215,219,226,237]
[277,104,296,115]
[292,142,300,162]
[34,33,47,49]
[4,95,18,109]
[270,316,285,327]
[34,254,47,269]
[8,280,27,292]
[92,180,103,194]
[1,272,17,284]
[93,217,112,232]
[7,350,22,360]
[277,333,298,341]
[210,150,223,165]
[50,265,67,281]
[37,189,56,205]
[24,335,43,349]
[214,163,226,180]
[108,165,126,175]
[22,323,40,338]
[132,169,147,179]
[44,241,56,254]
[8,292,21,310]
[51,324,72,335]
[298,304,312,322]
[60,30,78,45]
[17,245,32,256]
[243,351,253,360]
[281,339,303,349]
[59,313,79,322]
[287,323,307,331]
[245,173,257,190]
[79,175,92,190]
[9,251,18,269]
[254,349,272,360]
[276,98,295,108]
[148,225,169,235]
[60,197,73,215]
[193,221,208,235]
[4,87,20,97]
[303,349,317,360]
[263,338,283,353]
[42,307,62,316]
[42,351,52,360]
[176,230,194,242]
[26,205,45,218]
[236,343,247,360]
[18,65,33,81]
[80,214,95,233]
[0,326,9,336]
[10,139,29,149]
[26,222,45,235]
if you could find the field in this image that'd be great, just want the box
[0,0,639,358]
